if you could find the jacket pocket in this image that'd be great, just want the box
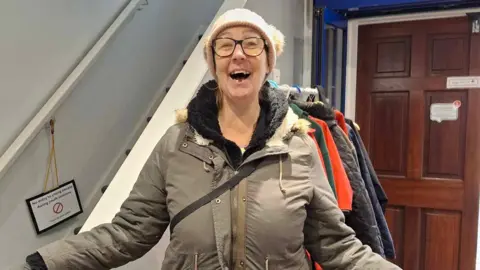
[262,253,312,270]
[162,247,219,269]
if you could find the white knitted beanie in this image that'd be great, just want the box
[203,8,285,78]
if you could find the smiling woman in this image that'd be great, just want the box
[18,8,400,270]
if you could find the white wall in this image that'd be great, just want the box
[0,0,222,267]
[245,0,306,86]
[0,0,130,155]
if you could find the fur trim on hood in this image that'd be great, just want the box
[175,107,310,147]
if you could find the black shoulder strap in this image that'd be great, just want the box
[169,159,261,233]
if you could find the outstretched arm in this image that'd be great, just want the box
[303,137,401,270]
[25,136,171,270]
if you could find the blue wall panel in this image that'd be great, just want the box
[324,8,347,28]
[314,0,464,10]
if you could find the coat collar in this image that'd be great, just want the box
[175,106,310,148]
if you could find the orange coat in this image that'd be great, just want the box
[334,110,348,134]
[309,116,353,211]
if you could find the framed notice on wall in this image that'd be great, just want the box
[26,179,83,234]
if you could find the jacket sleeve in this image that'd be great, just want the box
[302,137,401,270]
[27,135,171,270]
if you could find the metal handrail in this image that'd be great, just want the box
[0,0,144,181]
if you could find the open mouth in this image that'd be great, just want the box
[230,71,251,81]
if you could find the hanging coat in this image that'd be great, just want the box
[334,110,348,134]
[308,116,353,212]
[346,120,395,259]
[346,119,389,211]
[290,103,337,198]
[290,100,385,257]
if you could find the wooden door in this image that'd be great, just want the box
[356,16,480,270]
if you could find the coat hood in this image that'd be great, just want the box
[290,99,336,122]
[175,80,310,167]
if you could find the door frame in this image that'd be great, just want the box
[344,6,480,120]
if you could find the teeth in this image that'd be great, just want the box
[230,71,250,75]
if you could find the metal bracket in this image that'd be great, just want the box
[468,13,480,34]
[43,117,56,132]
[137,0,149,11]
[311,7,324,87]
[314,6,323,17]
[473,18,479,34]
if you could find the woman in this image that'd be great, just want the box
[21,8,400,270]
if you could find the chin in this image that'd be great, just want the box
[226,88,255,101]
[226,78,259,98]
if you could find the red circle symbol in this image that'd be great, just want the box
[53,202,63,214]
[453,100,462,108]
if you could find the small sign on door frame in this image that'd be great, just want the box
[446,76,480,89]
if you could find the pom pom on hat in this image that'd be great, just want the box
[270,25,285,56]
[204,8,285,78]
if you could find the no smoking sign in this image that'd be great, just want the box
[53,202,63,214]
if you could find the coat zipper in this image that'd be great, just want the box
[194,253,198,270]
[265,255,269,270]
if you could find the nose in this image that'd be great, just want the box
[231,43,246,60]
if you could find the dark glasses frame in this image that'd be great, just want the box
[212,37,267,57]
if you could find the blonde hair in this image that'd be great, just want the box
[203,81,223,109]
[215,89,223,110]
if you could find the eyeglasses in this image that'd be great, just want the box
[212,37,266,57]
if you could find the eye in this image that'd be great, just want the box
[243,38,262,49]
[214,39,234,50]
